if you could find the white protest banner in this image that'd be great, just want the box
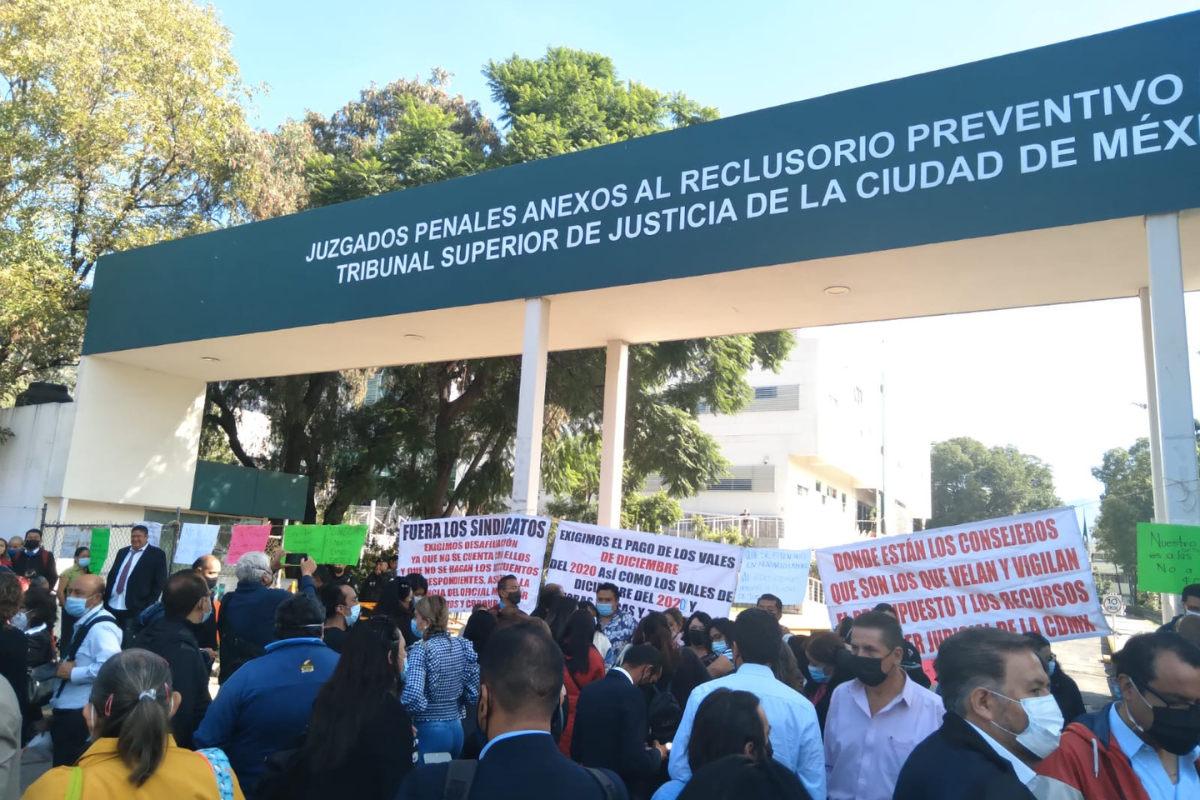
[174,524,220,565]
[398,515,550,613]
[815,507,1109,658]
[56,526,91,558]
[546,521,743,619]
[136,521,163,548]
[735,548,812,606]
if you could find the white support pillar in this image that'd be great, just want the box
[1144,213,1199,623]
[597,341,630,528]
[511,298,550,515]
[1138,288,1168,518]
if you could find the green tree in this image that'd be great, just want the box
[929,437,1061,528]
[0,0,258,402]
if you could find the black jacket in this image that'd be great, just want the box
[1049,665,1087,725]
[399,731,627,800]
[103,545,168,618]
[572,671,662,793]
[11,549,56,585]
[132,615,211,749]
[892,711,1037,800]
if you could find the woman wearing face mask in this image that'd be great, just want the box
[803,632,850,732]
[257,617,414,800]
[664,608,686,647]
[400,595,480,762]
[685,612,715,666]
[21,586,58,669]
[23,648,245,799]
[1,536,22,570]
[707,619,737,678]
[651,689,779,800]
[56,546,92,655]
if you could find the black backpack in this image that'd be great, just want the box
[647,686,682,744]
[442,759,621,800]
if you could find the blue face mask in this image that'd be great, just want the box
[809,666,829,683]
[596,603,615,617]
[65,597,89,618]
[711,640,729,657]
[411,619,422,639]
[1048,659,1057,676]
[5,549,17,560]
[202,600,213,623]
[346,603,361,627]
[77,558,90,568]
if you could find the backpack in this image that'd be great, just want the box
[441,759,621,800]
[647,686,682,744]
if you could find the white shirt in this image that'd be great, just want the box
[107,547,145,611]
[50,603,122,711]
[824,675,945,800]
[669,663,826,800]
[966,720,1039,788]
[613,667,634,685]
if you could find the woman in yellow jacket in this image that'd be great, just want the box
[24,648,244,800]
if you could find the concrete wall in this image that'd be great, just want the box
[0,402,74,532]
[59,356,206,512]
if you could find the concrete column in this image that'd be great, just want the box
[597,341,630,528]
[1144,213,1199,623]
[1138,288,1168,519]
[511,298,550,515]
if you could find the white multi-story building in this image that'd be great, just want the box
[662,330,931,552]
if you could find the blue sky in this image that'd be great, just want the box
[213,0,1200,514]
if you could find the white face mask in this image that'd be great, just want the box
[989,691,1064,758]
[1185,609,1200,617]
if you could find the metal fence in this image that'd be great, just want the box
[662,513,786,540]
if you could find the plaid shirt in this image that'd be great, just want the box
[400,632,480,722]
[601,608,639,668]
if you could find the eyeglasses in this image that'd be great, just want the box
[1140,683,1200,713]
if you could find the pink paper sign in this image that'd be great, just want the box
[226,525,271,565]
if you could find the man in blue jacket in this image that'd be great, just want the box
[218,550,316,684]
[194,593,338,796]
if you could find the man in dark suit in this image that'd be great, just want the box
[398,624,627,800]
[572,644,668,800]
[103,524,167,638]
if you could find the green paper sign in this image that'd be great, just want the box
[89,528,111,574]
[1136,522,1200,593]
[323,525,368,566]
[282,526,328,564]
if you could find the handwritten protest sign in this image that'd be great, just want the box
[283,526,330,563]
[89,528,111,573]
[546,522,743,619]
[735,548,812,606]
[226,525,271,565]
[1137,522,1200,593]
[324,525,368,565]
[815,507,1108,658]
[174,524,219,565]
[398,515,550,612]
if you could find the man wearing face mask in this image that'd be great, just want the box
[138,554,222,664]
[399,624,627,800]
[596,583,638,669]
[824,611,943,800]
[131,570,213,749]
[572,644,668,799]
[49,572,122,766]
[491,574,527,619]
[1156,583,1200,635]
[1036,632,1200,800]
[894,628,1060,800]
[320,581,360,654]
[13,529,57,587]
[218,550,317,684]
[0,535,23,570]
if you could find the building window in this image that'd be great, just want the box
[796,485,809,496]
[821,495,827,505]
[842,494,848,512]
[827,486,837,498]
[710,477,753,491]
[754,386,779,400]
[707,466,775,492]
[815,480,822,492]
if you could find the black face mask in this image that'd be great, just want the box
[1134,685,1200,756]
[205,576,219,591]
[686,629,709,647]
[506,590,522,606]
[848,654,891,687]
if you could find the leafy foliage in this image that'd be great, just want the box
[929,437,1060,529]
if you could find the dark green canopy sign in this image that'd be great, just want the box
[84,11,1200,355]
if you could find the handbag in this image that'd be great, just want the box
[28,662,58,707]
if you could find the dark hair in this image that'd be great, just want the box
[1182,584,1200,602]
[1113,631,1200,690]
[579,599,600,621]
[935,627,1040,716]
[873,602,896,615]
[678,755,810,800]
[462,609,498,656]
[496,574,518,591]
[89,649,174,786]
[733,609,779,665]
[805,631,845,668]
[688,689,770,773]
[275,594,325,638]
[758,594,783,614]
[23,586,58,628]
[74,546,91,558]
[562,609,598,676]
[403,572,428,593]
[622,643,663,671]
[312,566,333,586]
[787,635,812,682]
[131,525,148,535]
[481,625,564,717]
[1022,632,1052,650]
[850,611,904,652]
[319,583,353,621]
[596,582,621,601]
[709,618,736,647]
[687,611,713,630]
[304,617,402,771]
[162,571,207,619]
[634,611,680,676]
[546,595,580,644]
[0,573,20,622]
[532,585,563,619]
[834,617,854,640]
[25,528,42,538]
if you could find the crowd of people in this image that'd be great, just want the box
[1,527,1199,800]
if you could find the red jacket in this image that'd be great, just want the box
[559,646,607,758]
[1036,703,1200,800]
